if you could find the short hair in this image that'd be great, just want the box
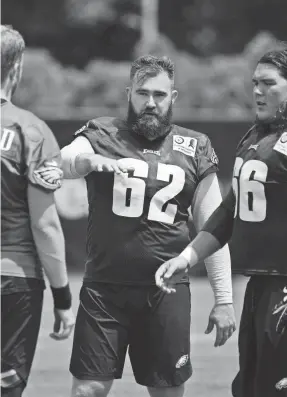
[130,55,175,86]
[258,46,287,80]
[1,25,25,83]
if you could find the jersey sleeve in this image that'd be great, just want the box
[197,136,219,181]
[24,121,62,191]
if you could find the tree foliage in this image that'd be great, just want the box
[2,0,286,65]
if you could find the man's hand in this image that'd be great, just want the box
[50,308,75,341]
[155,256,190,293]
[205,304,236,347]
[90,157,135,174]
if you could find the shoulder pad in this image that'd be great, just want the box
[10,105,47,143]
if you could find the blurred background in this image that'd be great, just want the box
[2,0,287,273]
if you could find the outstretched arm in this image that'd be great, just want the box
[155,178,236,347]
[156,180,235,292]
[61,136,134,178]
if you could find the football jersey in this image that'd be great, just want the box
[229,124,287,275]
[74,117,219,284]
[1,99,61,279]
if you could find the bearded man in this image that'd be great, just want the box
[59,55,236,397]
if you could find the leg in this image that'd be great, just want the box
[69,283,130,395]
[1,384,25,397]
[1,289,43,396]
[231,277,257,397]
[254,277,287,397]
[233,276,287,397]
[71,377,113,397]
[147,385,185,397]
[129,284,192,393]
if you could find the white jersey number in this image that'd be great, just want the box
[1,128,15,151]
[112,158,185,224]
[233,158,268,222]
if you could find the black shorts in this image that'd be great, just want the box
[1,282,44,389]
[70,282,192,387]
[232,275,287,397]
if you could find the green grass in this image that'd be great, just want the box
[25,275,248,397]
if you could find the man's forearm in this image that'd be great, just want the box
[180,232,232,305]
[32,222,68,288]
[204,244,233,305]
[61,141,103,179]
[74,153,96,177]
[28,184,69,288]
[61,151,96,179]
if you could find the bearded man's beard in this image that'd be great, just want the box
[127,101,173,141]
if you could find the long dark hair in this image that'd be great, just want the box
[258,47,287,79]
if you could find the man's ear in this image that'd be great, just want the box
[171,90,178,104]
[126,87,131,101]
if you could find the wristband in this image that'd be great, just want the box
[179,245,199,267]
[51,284,72,310]
[178,246,193,265]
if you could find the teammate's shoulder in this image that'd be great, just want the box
[8,104,52,143]
[75,116,123,138]
[172,124,211,143]
[7,103,40,125]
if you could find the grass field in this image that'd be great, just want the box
[25,275,248,397]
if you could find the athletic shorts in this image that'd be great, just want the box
[232,275,287,397]
[70,282,192,387]
[1,277,44,390]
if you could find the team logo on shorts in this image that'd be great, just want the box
[274,132,287,156]
[275,378,287,391]
[272,287,287,334]
[175,354,189,369]
[173,135,197,157]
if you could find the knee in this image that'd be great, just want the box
[71,378,113,397]
[148,384,185,397]
[1,383,25,397]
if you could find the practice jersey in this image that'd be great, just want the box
[1,99,61,279]
[229,125,287,275]
[74,117,219,284]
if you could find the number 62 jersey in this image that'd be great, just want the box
[74,117,219,285]
[230,126,287,276]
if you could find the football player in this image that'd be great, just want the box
[156,48,287,397]
[60,55,236,397]
[1,25,75,397]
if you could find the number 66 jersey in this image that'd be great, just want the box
[230,124,287,276]
[74,117,219,285]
